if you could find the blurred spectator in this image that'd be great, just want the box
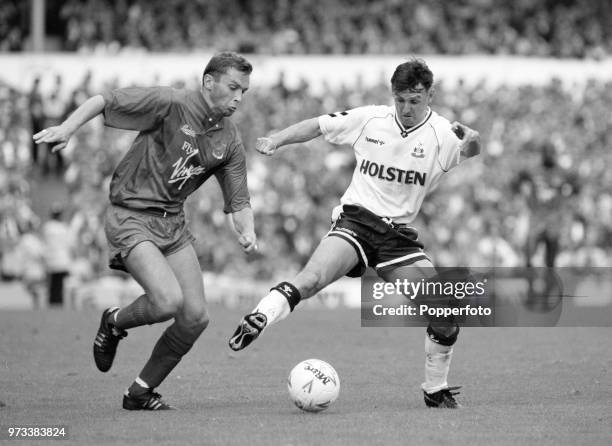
[12,220,46,306]
[41,75,68,176]
[28,77,45,167]
[0,0,24,52]
[41,203,75,306]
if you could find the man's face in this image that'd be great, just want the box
[393,83,432,128]
[204,67,250,117]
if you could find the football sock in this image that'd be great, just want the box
[128,377,151,396]
[421,335,454,394]
[253,282,301,326]
[137,322,203,389]
[253,290,291,326]
[111,295,170,330]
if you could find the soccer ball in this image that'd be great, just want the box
[287,359,340,412]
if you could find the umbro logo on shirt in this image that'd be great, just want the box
[365,136,385,146]
[180,124,196,137]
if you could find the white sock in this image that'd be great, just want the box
[253,290,291,326]
[421,335,454,394]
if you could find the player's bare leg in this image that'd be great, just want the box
[379,261,462,408]
[123,243,208,410]
[229,236,359,351]
[92,241,209,410]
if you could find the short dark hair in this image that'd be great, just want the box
[391,58,433,92]
[203,52,253,83]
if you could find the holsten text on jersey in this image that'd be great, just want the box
[359,159,426,186]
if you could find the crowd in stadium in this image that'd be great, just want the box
[1,67,611,295]
[1,0,611,58]
[1,0,612,308]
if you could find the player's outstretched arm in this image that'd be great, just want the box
[32,95,105,153]
[229,207,258,254]
[452,121,481,160]
[256,117,322,156]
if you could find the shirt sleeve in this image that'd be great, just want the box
[318,106,374,145]
[102,87,173,131]
[214,139,251,214]
[436,121,462,172]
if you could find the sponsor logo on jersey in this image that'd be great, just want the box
[411,142,425,158]
[170,142,205,190]
[180,124,196,137]
[359,159,426,186]
[181,141,197,155]
[365,136,385,146]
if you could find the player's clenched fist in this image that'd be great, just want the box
[255,137,278,156]
[238,233,258,254]
[452,121,481,159]
[32,125,72,153]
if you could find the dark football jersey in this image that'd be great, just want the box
[102,87,250,214]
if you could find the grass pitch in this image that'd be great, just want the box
[1,306,610,445]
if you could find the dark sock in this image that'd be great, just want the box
[136,322,203,389]
[128,380,149,396]
[111,295,169,330]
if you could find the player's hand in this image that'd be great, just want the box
[255,137,278,156]
[238,233,258,254]
[32,125,72,153]
[452,121,481,159]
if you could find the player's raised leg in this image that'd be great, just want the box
[229,235,359,351]
[122,243,208,410]
[378,261,462,409]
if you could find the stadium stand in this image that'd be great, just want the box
[1,0,611,58]
[1,71,611,288]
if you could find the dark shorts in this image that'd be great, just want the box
[326,204,431,278]
[104,205,195,272]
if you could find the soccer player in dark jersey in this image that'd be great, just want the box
[229,58,481,408]
[34,52,256,410]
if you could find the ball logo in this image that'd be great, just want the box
[302,380,314,393]
[304,363,337,386]
[180,124,196,137]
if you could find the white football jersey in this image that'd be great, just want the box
[319,105,463,224]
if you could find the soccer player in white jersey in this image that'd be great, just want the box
[230,58,481,408]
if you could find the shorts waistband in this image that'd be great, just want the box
[113,204,181,218]
[380,216,411,230]
[342,204,412,231]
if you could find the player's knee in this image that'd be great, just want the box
[184,307,210,332]
[427,323,460,346]
[149,284,183,317]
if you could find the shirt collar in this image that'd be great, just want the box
[197,90,224,130]
[394,107,432,138]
